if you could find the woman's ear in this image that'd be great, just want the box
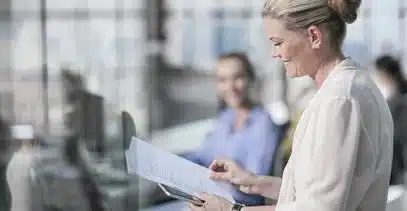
[307,25,323,49]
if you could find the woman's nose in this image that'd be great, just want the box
[225,80,234,90]
[271,48,280,59]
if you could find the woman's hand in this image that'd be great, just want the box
[209,159,255,185]
[209,159,281,199]
[188,193,233,211]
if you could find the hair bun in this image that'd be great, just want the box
[328,0,362,24]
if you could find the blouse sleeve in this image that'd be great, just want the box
[276,97,362,211]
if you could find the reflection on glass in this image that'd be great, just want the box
[222,0,248,9]
[115,38,138,68]
[123,0,144,10]
[46,0,79,10]
[88,19,117,68]
[118,75,135,107]
[11,0,40,11]
[214,18,248,57]
[11,20,42,72]
[87,0,116,11]
[46,20,82,72]
[182,18,196,66]
[13,72,44,132]
[0,21,12,70]
[165,15,185,66]
[370,14,399,56]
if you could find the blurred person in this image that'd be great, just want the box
[183,52,282,206]
[188,0,394,211]
[372,55,407,99]
[6,124,43,211]
[371,55,407,185]
[61,69,106,211]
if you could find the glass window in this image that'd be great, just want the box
[214,16,248,57]
[123,0,144,10]
[43,0,147,139]
[116,20,146,68]
[12,0,40,11]
[47,0,81,10]
[87,0,116,11]
[0,21,12,70]
[182,18,196,66]
[46,19,82,73]
[164,13,185,66]
[370,11,400,56]
[11,20,42,73]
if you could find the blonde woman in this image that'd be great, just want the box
[189,0,393,210]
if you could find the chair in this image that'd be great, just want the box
[121,111,136,169]
[120,111,137,210]
[265,122,290,205]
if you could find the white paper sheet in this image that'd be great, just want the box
[125,136,235,203]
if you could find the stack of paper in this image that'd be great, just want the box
[125,136,235,203]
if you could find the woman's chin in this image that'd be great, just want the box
[286,68,305,78]
[227,100,244,108]
[286,70,299,78]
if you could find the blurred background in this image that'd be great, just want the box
[0,0,406,211]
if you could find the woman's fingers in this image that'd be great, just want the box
[238,184,261,194]
[199,192,212,199]
[238,185,252,194]
[230,172,256,184]
[210,171,231,181]
[209,159,234,182]
[188,193,209,211]
[209,159,230,171]
[188,203,201,211]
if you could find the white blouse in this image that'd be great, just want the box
[276,59,394,211]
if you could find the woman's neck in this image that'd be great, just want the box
[312,52,346,88]
[233,101,253,131]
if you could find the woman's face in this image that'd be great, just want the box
[264,18,321,78]
[216,58,250,108]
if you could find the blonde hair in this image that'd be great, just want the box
[262,0,361,50]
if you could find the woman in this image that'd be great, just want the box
[183,52,282,206]
[189,0,393,211]
[371,55,407,185]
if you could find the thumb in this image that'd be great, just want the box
[238,185,253,194]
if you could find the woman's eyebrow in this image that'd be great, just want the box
[269,37,283,42]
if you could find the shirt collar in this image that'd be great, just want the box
[224,106,259,134]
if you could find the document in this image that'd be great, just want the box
[125,136,235,203]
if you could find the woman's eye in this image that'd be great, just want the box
[217,77,226,83]
[273,42,282,46]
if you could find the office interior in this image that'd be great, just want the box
[0,0,406,210]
